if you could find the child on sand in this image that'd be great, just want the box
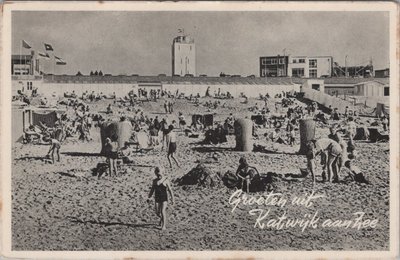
[148,166,175,230]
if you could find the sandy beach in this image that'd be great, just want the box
[11,96,390,251]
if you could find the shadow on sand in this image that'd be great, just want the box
[61,152,101,157]
[68,216,157,229]
[191,146,235,153]
[14,156,48,162]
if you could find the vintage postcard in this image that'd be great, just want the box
[1,1,399,259]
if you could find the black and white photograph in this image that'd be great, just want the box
[1,1,399,259]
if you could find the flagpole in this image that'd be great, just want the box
[19,40,22,75]
[52,53,55,81]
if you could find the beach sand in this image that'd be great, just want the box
[11,97,389,250]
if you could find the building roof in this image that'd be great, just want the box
[39,75,389,86]
[12,54,33,61]
[324,77,389,85]
[43,75,297,85]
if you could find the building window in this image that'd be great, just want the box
[309,69,317,78]
[384,87,389,96]
[261,69,267,77]
[312,84,320,91]
[261,59,266,65]
[190,46,192,51]
[279,58,284,64]
[299,59,305,63]
[292,68,304,77]
[266,59,272,65]
[293,59,297,63]
[271,59,277,65]
[309,59,317,68]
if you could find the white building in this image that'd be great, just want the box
[354,81,389,97]
[172,35,196,76]
[287,56,333,78]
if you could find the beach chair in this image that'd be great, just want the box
[368,128,389,143]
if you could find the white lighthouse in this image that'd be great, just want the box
[172,32,196,76]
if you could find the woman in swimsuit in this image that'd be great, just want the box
[148,166,175,230]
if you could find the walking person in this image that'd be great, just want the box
[148,166,175,230]
[166,125,180,168]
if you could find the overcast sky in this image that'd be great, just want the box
[12,11,389,76]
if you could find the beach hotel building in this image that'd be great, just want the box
[260,55,333,78]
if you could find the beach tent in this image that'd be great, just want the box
[100,121,133,154]
[136,131,149,149]
[191,114,214,128]
[375,103,389,118]
[251,115,264,125]
[32,111,58,127]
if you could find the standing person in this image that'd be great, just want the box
[104,137,118,176]
[332,108,340,121]
[178,112,186,131]
[166,125,180,168]
[164,101,168,114]
[346,117,357,142]
[46,138,61,164]
[205,86,210,97]
[344,106,349,118]
[148,166,175,230]
[286,119,296,146]
[382,115,389,132]
[160,118,169,151]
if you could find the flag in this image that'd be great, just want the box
[22,40,31,49]
[38,52,50,59]
[44,43,54,51]
[55,56,66,65]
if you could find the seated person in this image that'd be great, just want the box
[178,112,186,129]
[24,124,44,142]
[344,160,369,184]
[236,157,251,193]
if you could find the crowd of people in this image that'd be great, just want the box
[16,86,391,231]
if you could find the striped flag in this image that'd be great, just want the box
[55,56,66,65]
[22,40,31,49]
[44,43,54,51]
[38,52,50,59]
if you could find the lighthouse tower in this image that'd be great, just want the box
[172,31,196,76]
